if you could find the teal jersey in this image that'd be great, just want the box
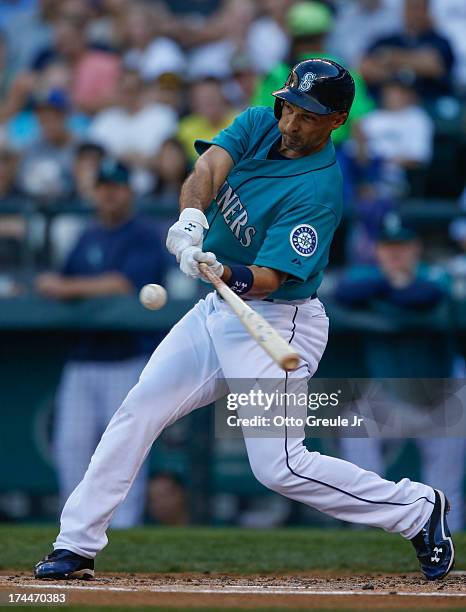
[195,106,343,300]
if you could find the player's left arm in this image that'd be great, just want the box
[221,264,288,300]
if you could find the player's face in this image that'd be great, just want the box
[278,102,347,156]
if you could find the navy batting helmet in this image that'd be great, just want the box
[272,58,355,120]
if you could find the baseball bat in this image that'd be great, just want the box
[199,263,300,371]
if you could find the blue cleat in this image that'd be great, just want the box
[34,549,94,580]
[411,489,455,581]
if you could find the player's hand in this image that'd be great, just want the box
[180,246,224,280]
[166,208,209,262]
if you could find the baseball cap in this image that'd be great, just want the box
[376,214,418,243]
[95,158,131,186]
[33,88,70,112]
[286,1,333,38]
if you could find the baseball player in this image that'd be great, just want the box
[35,59,454,582]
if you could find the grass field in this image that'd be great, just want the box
[0,524,465,573]
[1,526,465,611]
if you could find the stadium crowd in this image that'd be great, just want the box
[0,0,465,528]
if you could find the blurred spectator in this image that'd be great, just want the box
[252,1,375,148]
[328,0,403,69]
[227,52,258,109]
[335,215,464,531]
[336,216,446,308]
[89,67,178,193]
[447,218,466,281]
[4,60,90,150]
[31,16,121,114]
[351,79,433,197]
[122,2,186,82]
[142,72,186,116]
[47,141,107,266]
[0,146,20,200]
[186,0,256,80]
[146,472,188,526]
[35,158,167,527]
[166,0,221,16]
[245,0,291,74]
[177,77,238,164]
[0,146,25,271]
[0,0,54,79]
[360,0,455,101]
[0,30,14,102]
[17,90,75,200]
[73,141,106,203]
[151,138,189,198]
[430,0,466,89]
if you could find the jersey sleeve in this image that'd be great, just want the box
[253,203,339,282]
[194,108,253,164]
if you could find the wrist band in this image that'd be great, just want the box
[226,265,254,295]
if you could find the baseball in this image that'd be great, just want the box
[139,284,167,310]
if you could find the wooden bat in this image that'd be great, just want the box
[199,263,300,371]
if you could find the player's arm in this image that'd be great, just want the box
[166,145,234,261]
[180,145,234,212]
[222,265,288,300]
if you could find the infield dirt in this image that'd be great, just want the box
[1,571,465,609]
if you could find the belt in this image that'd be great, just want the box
[216,291,317,304]
[255,292,318,304]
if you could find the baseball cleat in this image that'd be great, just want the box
[411,489,455,581]
[34,549,94,580]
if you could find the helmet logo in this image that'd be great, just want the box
[298,72,317,92]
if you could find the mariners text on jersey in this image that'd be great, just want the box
[195,106,343,301]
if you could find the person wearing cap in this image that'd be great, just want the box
[335,216,464,532]
[335,215,447,306]
[35,158,167,528]
[17,89,74,199]
[252,1,375,147]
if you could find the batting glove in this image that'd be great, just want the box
[166,208,209,262]
[180,246,224,280]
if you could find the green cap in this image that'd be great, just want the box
[286,1,333,38]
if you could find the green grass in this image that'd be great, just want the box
[0,525,464,574]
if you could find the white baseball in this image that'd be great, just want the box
[139,284,168,310]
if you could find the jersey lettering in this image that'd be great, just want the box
[216,182,257,248]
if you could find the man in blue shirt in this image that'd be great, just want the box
[360,0,455,100]
[35,159,166,528]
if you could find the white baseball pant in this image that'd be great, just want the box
[54,292,435,558]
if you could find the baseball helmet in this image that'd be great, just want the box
[272,58,355,119]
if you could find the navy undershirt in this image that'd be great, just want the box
[267,137,291,160]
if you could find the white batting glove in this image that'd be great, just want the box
[180,246,224,280]
[166,208,209,262]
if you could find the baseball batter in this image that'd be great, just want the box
[35,59,454,582]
